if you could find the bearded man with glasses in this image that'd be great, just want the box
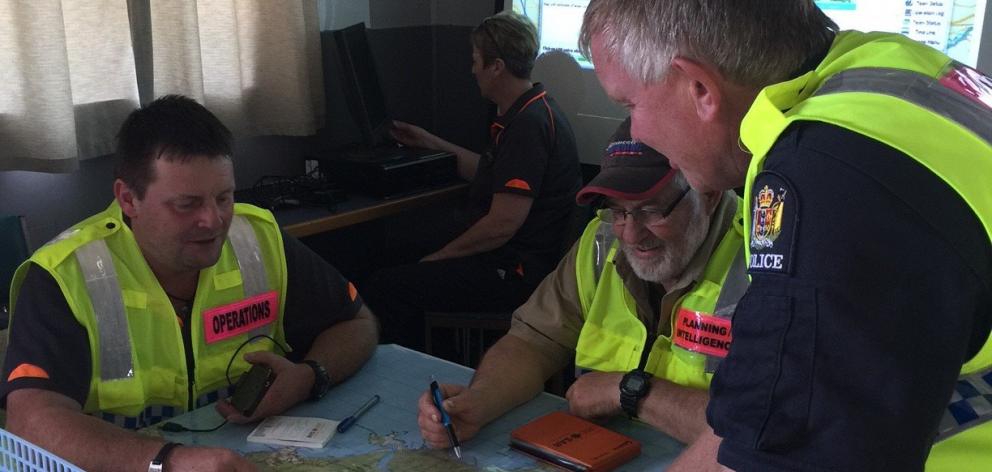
[417,118,747,457]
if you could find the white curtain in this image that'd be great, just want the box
[0,0,323,173]
[0,0,138,172]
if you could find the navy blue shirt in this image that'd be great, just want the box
[708,121,992,471]
[468,83,581,283]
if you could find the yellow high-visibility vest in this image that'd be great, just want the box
[10,202,288,426]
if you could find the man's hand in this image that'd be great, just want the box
[216,351,312,423]
[166,445,259,471]
[390,120,440,149]
[565,371,624,420]
[417,383,490,448]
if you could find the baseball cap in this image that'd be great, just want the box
[576,118,677,205]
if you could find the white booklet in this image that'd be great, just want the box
[247,416,338,449]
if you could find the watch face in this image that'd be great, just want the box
[624,376,645,391]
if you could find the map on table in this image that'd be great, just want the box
[150,345,684,471]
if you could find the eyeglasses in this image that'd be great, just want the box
[598,187,691,227]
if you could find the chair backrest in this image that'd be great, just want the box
[0,216,30,327]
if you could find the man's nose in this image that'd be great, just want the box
[197,201,224,229]
[615,218,647,245]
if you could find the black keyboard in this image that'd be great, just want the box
[235,176,346,211]
[344,146,446,164]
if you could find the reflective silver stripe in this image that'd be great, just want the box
[593,221,616,283]
[579,222,617,381]
[227,215,268,297]
[815,67,992,145]
[46,228,80,246]
[76,240,134,381]
[936,366,992,442]
[714,246,748,318]
[706,246,749,373]
[226,215,273,341]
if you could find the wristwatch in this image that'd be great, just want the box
[148,442,181,472]
[619,369,652,418]
[304,360,331,401]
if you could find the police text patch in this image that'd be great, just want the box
[748,171,798,274]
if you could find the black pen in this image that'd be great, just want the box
[430,378,462,458]
[337,394,380,433]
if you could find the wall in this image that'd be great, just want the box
[0,136,311,249]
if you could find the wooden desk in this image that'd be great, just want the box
[275,182,469,238]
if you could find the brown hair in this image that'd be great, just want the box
[115,95,233,198]
[471,11,539,79]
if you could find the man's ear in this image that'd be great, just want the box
[490,57,506,76]
[670,56,724,123]
[114,179,140,219]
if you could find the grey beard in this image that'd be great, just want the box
[618,212,710,286]
[620,243,682,285]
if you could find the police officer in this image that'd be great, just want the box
[580,1,992,471]
[418,118,746,450]
[1,96,379,471]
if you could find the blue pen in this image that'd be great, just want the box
[430,378,462,459]
[337,394,380,433]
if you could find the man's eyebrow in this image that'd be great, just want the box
[168,195,203,202]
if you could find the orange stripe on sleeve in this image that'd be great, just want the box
[505,179,532,191]
[348,282,358,302]
[8,363,50,382]
[542,97,556,140]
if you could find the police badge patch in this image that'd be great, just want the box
[749,171,797,274]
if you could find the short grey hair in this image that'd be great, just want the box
[579,0,837,86]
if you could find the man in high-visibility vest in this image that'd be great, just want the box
[418,118,746,452]
[1,95,379,471]
[579,1,992,471]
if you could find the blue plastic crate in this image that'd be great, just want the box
[0,428,83,472]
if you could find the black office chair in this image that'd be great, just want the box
[423,205,594,393]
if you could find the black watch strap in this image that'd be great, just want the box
[620,369,651,418]
[304,359,331,401]
[148,442,182,472]
[620,390,641,418]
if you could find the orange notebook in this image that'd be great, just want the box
[510,411,641,472]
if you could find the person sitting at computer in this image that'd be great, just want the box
[361,11,581,352]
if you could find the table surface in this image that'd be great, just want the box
[277,182,469,238]
[151,344,685,471]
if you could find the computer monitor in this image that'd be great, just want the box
[332,22,391,149]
